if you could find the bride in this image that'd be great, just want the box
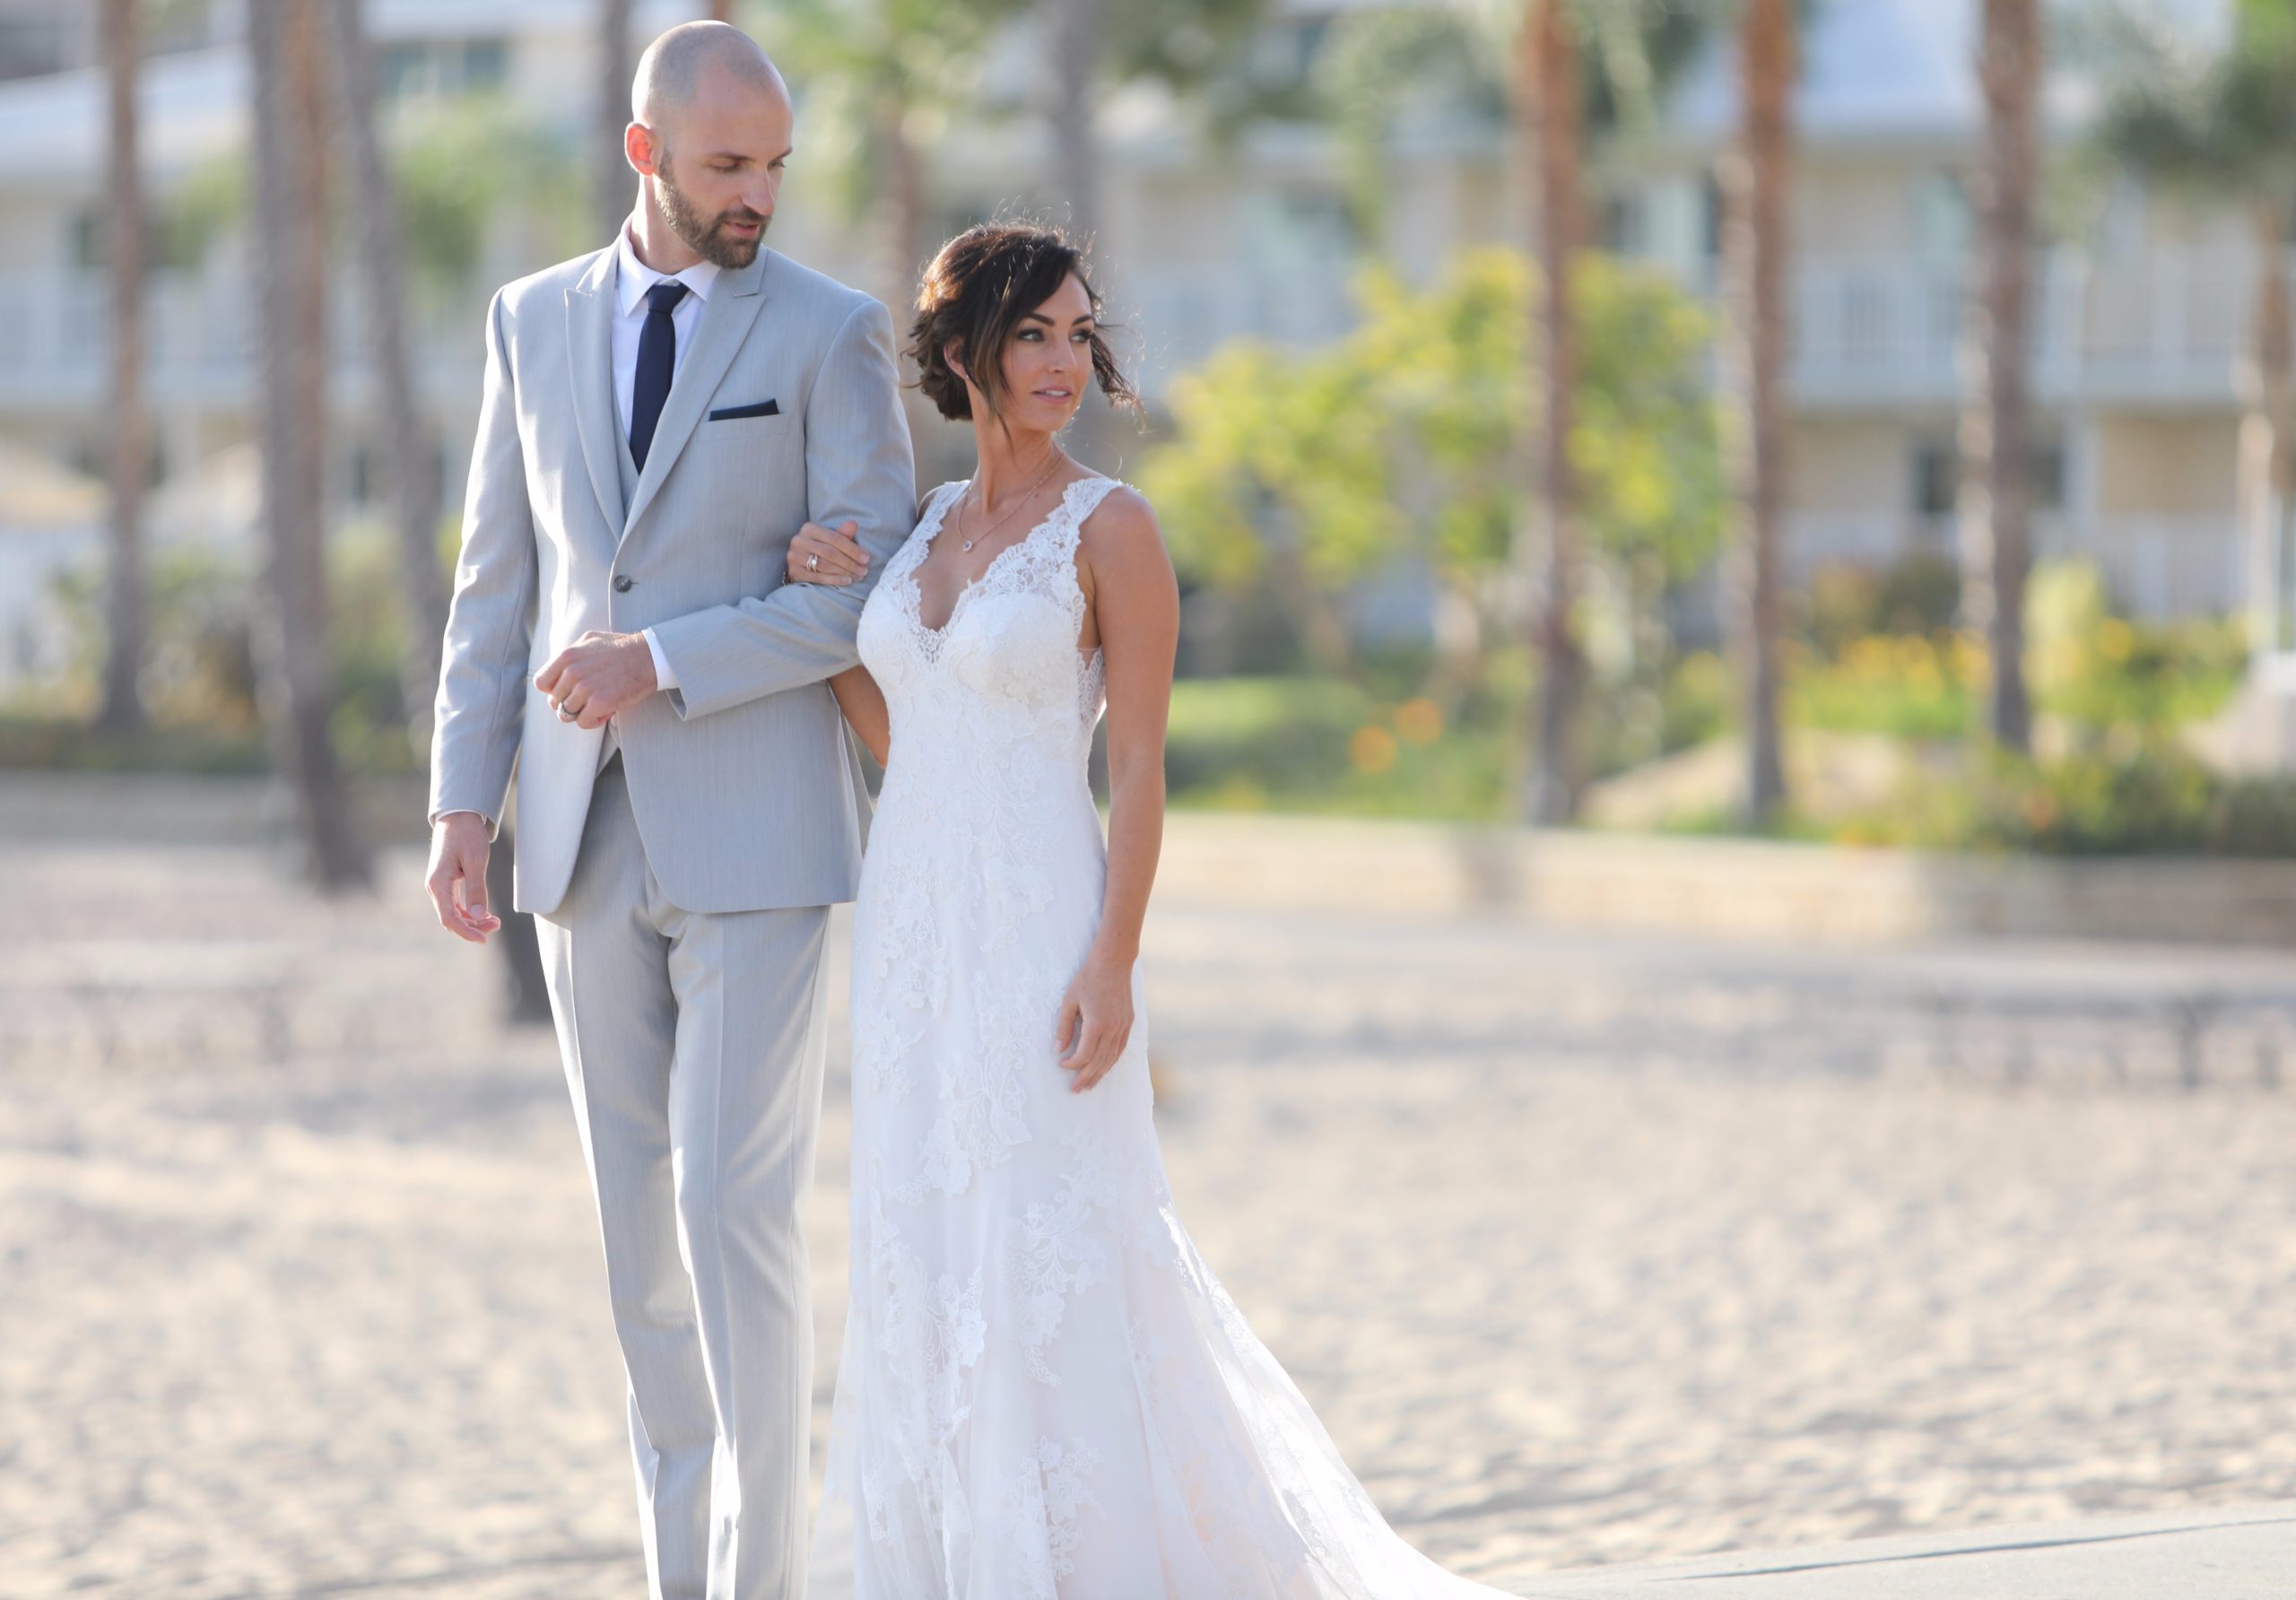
[784,222,1508,1598]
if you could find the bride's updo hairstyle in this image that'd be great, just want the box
[909,222,1138,422]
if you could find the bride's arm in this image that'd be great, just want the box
[829,665,890,767]
[788,519,891,765]
[1057,488,1180,1093]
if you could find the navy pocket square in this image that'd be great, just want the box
[708,399,780,421]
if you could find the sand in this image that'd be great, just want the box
[4,835,2294,1596]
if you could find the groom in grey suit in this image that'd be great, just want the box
[423,23,911,1599]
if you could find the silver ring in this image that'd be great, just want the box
[806,552,821,571]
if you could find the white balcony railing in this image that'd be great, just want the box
[1782,248,2266,407]
[0,267,476,411]
[1,246,2283,413]
[1792,511,2243,621]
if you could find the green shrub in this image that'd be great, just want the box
[1826,738,2296,857]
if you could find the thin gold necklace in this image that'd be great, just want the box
[955,450,1064,553]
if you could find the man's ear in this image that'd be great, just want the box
[624,121,660,179]
[944,341,970,387]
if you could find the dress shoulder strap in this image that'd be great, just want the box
[1045,474,1124,560]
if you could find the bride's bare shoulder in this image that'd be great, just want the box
[1075,482,1174,603]
[1075,482,1166,559]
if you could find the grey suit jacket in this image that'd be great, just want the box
[427,243,916,916]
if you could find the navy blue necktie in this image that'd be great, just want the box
[629,279,689,472]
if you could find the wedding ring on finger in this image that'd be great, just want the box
[807,552,821,571]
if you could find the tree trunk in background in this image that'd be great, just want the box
[97,0,148,734]
[2240,201,2295,661]
[1045,0,1102,245]
[870,91,935,472]
[1722,0,1793,827]
[1518,0,1582,824]
[1044,0,1110,472]
[597,0,636,240]
[1961,0,2041,754]
[324,0,448,754]
[249,0,370,891]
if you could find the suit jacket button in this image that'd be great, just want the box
[613,575,634,593]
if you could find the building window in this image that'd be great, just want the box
[381,38,510,100]
[1600,192,1647,256]
[1910,170,1970,259]
[1913,434,2067,518]
[0,16,71,83]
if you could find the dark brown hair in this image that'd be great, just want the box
[909,222,1137,423]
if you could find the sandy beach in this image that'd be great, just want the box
[4,831,2294,1596]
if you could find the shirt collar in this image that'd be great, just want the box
[613,222,719,317]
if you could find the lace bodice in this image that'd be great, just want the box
[857,474,1117,821]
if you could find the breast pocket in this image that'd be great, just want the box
[691,412,804,590]
[691,409,801,498]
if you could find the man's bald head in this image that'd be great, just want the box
[622,22,793,272]
[631,22,787,125]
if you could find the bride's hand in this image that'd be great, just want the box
[787,519,869,586]
[1056,952,1135,1092]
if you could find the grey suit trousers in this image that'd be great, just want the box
[535,753,831,1600]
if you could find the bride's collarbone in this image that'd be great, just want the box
[909,475,1086,626]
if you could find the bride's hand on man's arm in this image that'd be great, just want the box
[787,519,870,587]
[783,519,890,761]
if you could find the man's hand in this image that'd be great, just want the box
[535,630,658,729]
[427,812,502,943]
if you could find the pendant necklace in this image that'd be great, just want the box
[958,451,1063,553]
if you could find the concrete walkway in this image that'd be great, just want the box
[1510,1502,2296,1597]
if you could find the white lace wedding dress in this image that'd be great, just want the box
[806,474,1509,1598]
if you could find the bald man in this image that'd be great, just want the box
[423,23,915,1599]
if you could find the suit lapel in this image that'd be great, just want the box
[563,247,624,537]
[621,249,772,539]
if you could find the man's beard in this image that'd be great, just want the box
[654,157,768,269]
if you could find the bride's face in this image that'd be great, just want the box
[993,273,1094,432]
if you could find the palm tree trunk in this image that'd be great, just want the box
[97,0,147,734]
[597,0,636,240]
[323,0,448,754]
[1961,0,2041,753]
[2241,201,2294,660]
[1045,0,1103,244]
[249,0,370,891]
[1722,0,1794,826]
[870,91,935,471]
[1518,0,1582,825]
[1043,0,1109,473]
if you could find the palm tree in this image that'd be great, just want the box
[323,0,449,754]
[772,0,989,320]
[1518,0,1584,825]
[249,0,370,890]
[97,0,147,734]
[1718,0,1794,826]
[1960,0,2043,754]
[1318,0,1705,823]
[597,0,637,240]
[2090,1,2296,666]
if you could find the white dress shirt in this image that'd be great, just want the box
[613,222,720,697]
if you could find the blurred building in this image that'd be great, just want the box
[0,0,2275,682]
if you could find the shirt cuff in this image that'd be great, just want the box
[643,627,677,691]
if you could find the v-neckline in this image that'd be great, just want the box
[906,475,1096,639]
